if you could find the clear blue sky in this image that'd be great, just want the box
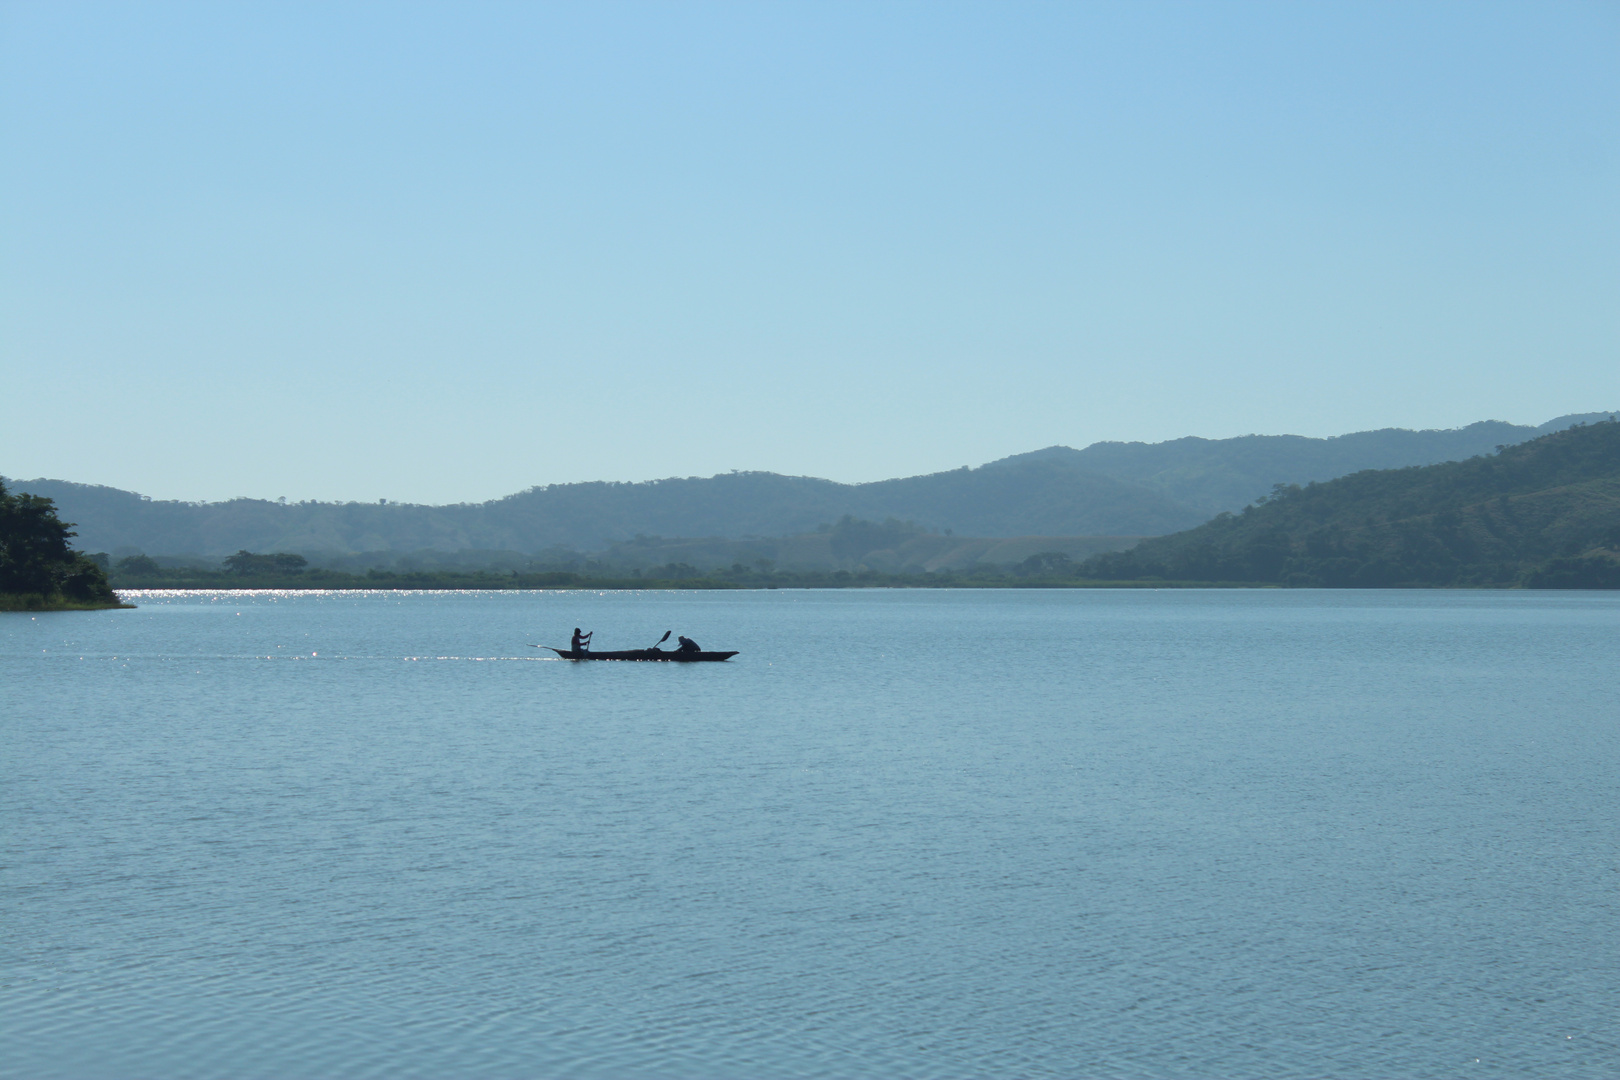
[3,1,1616,504]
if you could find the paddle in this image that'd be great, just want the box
[649,630,671,651]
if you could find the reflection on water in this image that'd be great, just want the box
[4,589,1618,1078]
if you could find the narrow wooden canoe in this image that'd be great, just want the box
[541,647,738,662]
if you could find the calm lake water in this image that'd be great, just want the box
[4,588,1618,1079]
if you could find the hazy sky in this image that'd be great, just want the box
[3,1,1616,504]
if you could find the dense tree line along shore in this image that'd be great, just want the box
[101,562,1244,591]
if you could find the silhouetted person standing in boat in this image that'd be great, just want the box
[571,627,592,654]
[676,635,700,654]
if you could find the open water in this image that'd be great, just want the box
[3,588,1618,1079]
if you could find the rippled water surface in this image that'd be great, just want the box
[4,588,1619,1078]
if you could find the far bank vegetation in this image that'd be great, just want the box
[103,422,1620,592]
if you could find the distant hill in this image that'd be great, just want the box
[7,412,1611,558]
[1081,420,1620,587]
[5,465,1196,558]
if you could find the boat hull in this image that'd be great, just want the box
[544,647,738,662]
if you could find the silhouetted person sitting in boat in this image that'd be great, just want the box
[676,635,701,654]
[571,628,592,654]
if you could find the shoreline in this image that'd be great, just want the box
[104,581,1568,594]
[0,595,136,612]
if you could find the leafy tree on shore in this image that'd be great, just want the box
[115,554,163,576]
[0,480,119,606]
[223,550,308,574]
[1013,551,1074,577]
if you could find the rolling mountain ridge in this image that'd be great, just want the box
[7,413,1611,560]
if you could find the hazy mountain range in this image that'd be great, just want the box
[8,413,1612,562]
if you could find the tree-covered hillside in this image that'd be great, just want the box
[0,480,123,609]
[1082,420,1620,587]
[5,457,1202,556]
